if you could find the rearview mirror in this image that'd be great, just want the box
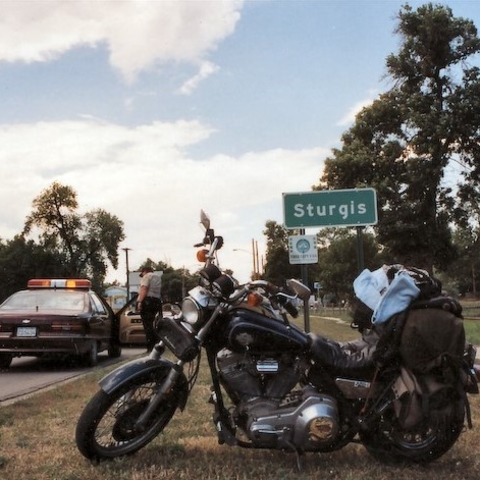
[286,279,311,301]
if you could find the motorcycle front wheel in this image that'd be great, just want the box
[360,406,464,464]
[75,370,179,462]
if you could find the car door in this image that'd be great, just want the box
[89,293,111,341]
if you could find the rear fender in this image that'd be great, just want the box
[99,357,189,410]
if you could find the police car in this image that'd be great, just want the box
[0,279,121,369]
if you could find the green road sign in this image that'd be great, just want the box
[283,188,377,228]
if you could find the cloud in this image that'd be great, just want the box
[0,118,327,283]
[0,0,244,85]
[336,96,375,127]
[178,60,220,95]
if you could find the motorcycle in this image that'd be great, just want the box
[76,211,480,468]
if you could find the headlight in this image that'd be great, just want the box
[212,274,235,299]
[181,297,203,325]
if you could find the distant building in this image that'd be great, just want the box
[104,286,127,310]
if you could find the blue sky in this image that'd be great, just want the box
[0,0,479,284]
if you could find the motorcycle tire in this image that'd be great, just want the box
[360,403,464,464]
[75,369,179,462]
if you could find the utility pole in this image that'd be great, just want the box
[234,241,262,280]
[252,238,261,279]
[122,248,131,301]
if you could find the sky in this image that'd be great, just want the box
[0,0,479,285]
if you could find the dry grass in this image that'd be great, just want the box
[0,317,479,480]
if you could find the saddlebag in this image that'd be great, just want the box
[392,366,463,429]
[389,303,467,429]
[399,305,465,374]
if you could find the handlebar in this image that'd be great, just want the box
[283,301,299,318]
[229,285,250,303]
[247,280,280,295]
[227,279,299,317]
[225,281,275,304]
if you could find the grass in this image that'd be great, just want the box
[0,316,479,479]
[460,300,480,319]
[459,300,480,345]
[464,319,480,346]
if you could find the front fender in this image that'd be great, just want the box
[99,357,189,410]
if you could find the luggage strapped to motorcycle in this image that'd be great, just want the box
[370,296,472,429]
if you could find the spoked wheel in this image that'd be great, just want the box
[75,370,179,462]
[360,403,465,464]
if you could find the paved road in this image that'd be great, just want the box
[0,346,146,405]
[2,338,477,406]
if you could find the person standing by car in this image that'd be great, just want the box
[136,267,162,352]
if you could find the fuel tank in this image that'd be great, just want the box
[225,308,309,354]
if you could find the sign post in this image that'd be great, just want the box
[287,232,316,332]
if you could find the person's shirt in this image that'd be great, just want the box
[140,272,162,299]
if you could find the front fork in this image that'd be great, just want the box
[135,304,228,433]
[136,366,185,431]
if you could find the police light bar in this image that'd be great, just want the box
[27,279,92,289]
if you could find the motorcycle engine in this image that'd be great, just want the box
[217,349,340,451]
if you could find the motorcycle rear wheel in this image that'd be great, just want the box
[360,407,464,464]
[75,370,179,462]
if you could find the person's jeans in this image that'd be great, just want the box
[141,298,161,351]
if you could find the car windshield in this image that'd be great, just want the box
[0,290,88,313]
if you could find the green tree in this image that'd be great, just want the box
[316,3,480,273]
[0,235,66,301]
[444,225,480,296]
[137,258,169,273]
[82,209,126,278]
[23,182,125,289]
[316,229,386,302]
[262,220,301,285]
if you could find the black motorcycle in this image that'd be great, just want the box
[76,211,479,467]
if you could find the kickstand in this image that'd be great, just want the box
[285,441,304,472]
[294,450,304,473]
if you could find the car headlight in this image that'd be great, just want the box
[181,297,203,325]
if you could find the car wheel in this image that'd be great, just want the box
[0,353,13,369]
[83,341,98,367]
[108,342,122,358]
